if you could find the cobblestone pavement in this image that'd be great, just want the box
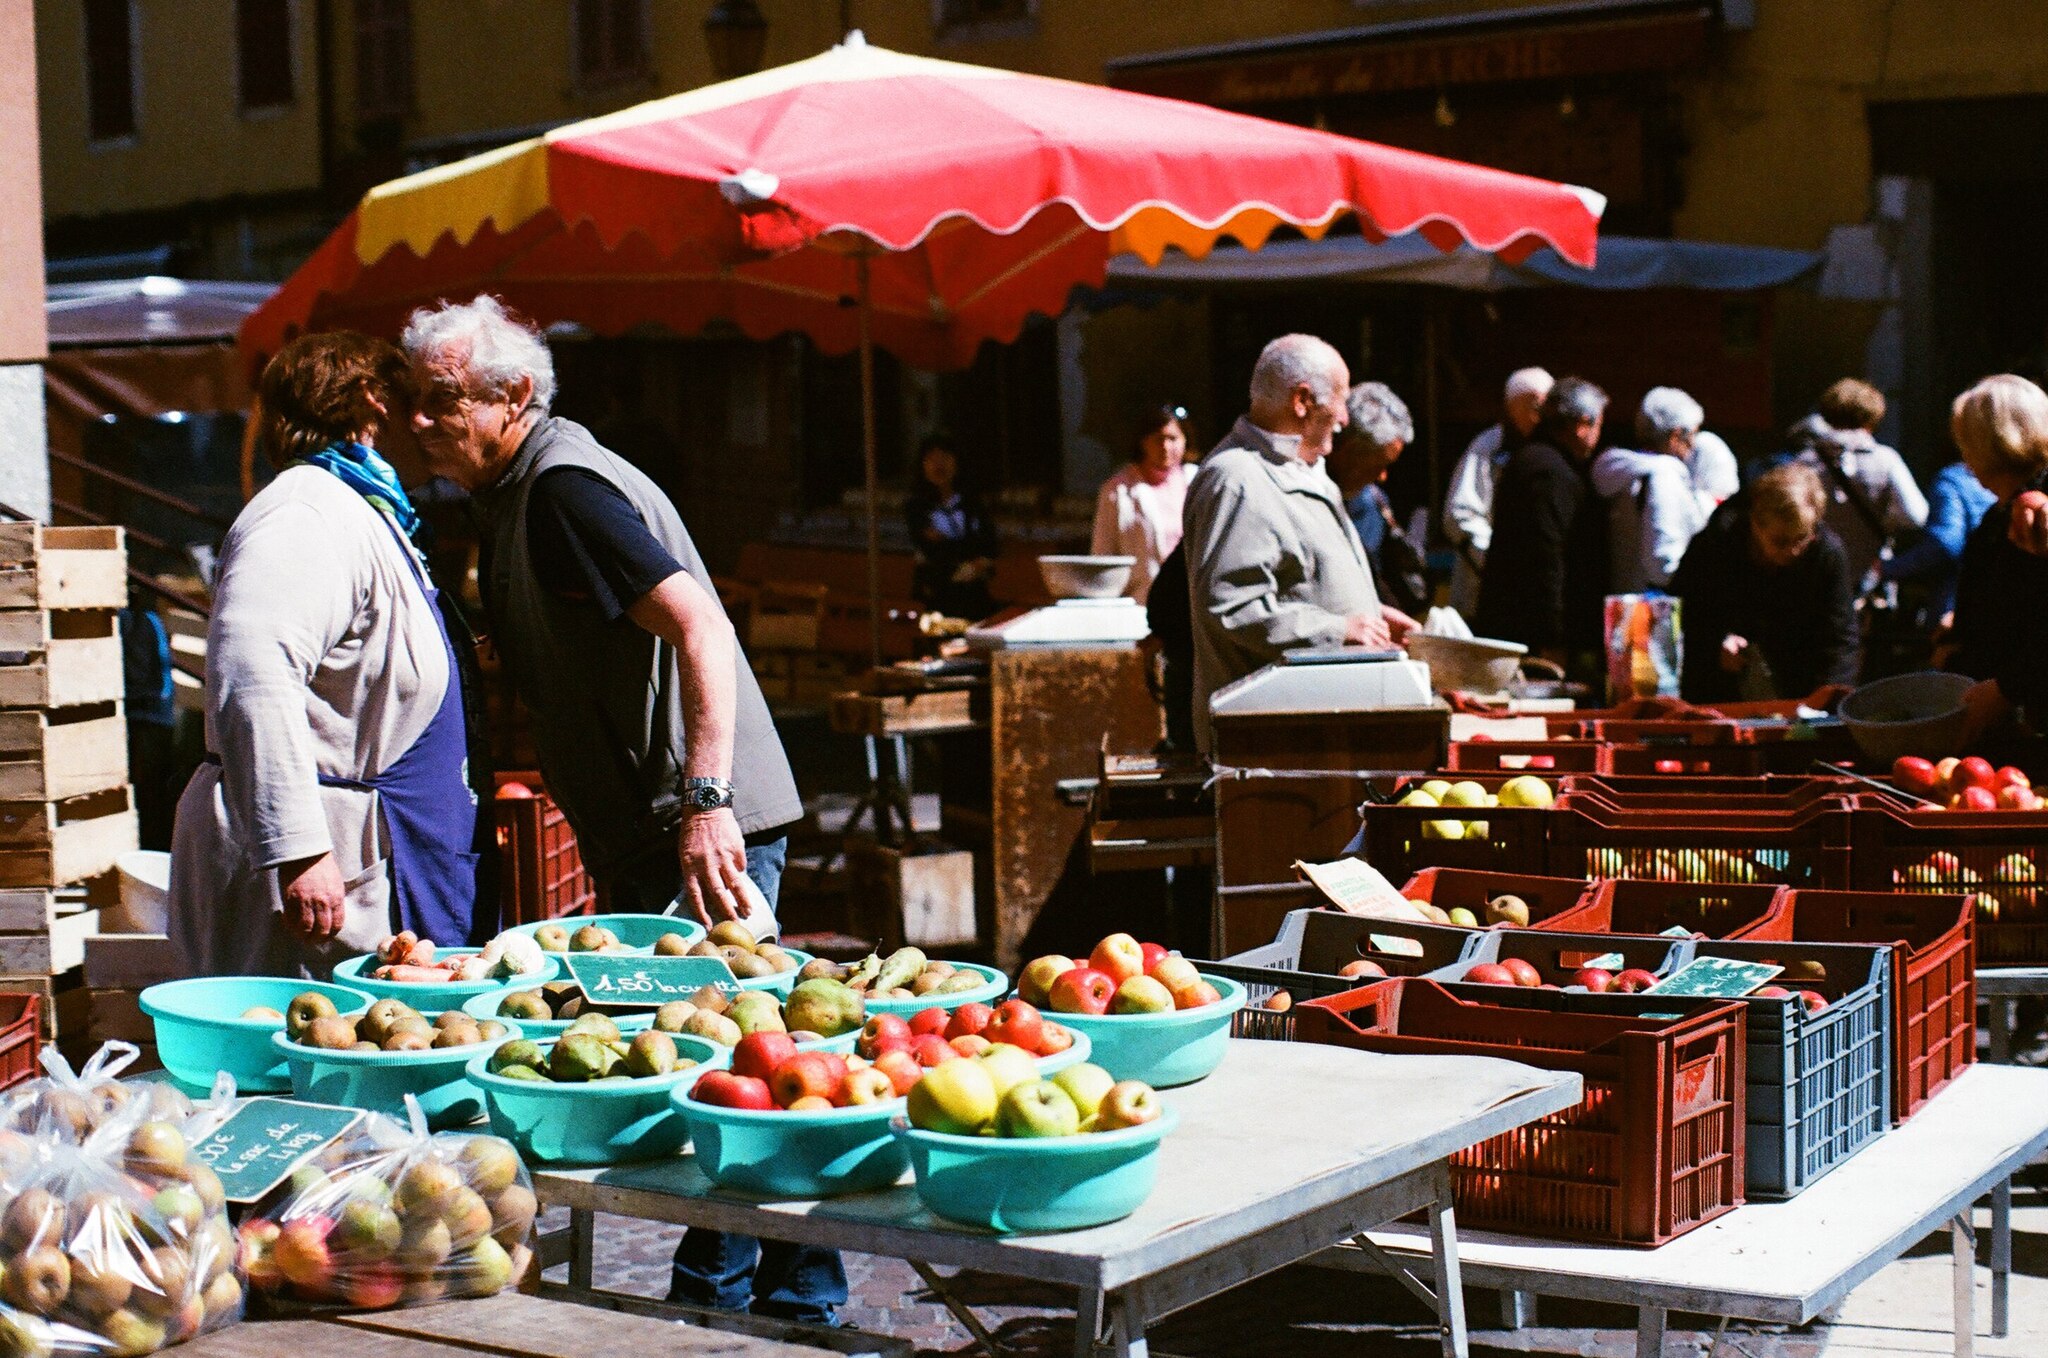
[545,1169,2045,1356]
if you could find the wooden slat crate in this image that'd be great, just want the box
[84,933,178,989]
[0,608,119,656]
[0,525,127,611]
[84,986,153,1044]
[0,633,123,709]
[0,702,127,800]
[0,908,99,974]
[0,881,101,932]
[0,787,139,887]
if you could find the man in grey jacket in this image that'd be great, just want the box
[1182,334,1416,750]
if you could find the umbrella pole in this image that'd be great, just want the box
[858,253,882,671]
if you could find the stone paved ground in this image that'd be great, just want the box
[542,1166,2046,1356]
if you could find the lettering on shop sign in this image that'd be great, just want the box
[1644,957,1783,999]
[565,954,742,1008]
[190,1098,363,1203]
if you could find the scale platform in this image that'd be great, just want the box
[1210,651,1438,716]
[965,598,1150,650]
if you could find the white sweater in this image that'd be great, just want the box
[1591,448,1708,594]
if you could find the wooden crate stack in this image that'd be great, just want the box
[0,524,138,1049]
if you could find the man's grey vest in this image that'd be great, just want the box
[476,417,802,875]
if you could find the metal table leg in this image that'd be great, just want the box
[1636,1305,1667,1358]
[1072,1286,1102,1358]
[1952,1213,1975,1358]
[568,1207,595,1291]
[908,1260,1007,1358]
[1499,1289,1534,1330]
[1103,1291,1148,1358]
[1991,1178,2011,1337]
[1989,997,2012,1064]
[1426,1175,1469,1358]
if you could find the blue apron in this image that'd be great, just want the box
[318,514,481,946]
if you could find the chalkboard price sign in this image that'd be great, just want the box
[189,1098,363,1204]
[1644,956,1783,999]
[565,954,742,1008]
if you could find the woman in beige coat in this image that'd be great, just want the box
[170,333,489,978]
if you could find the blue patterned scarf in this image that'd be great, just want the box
[303,440,423,543]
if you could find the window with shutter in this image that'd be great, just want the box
[935,0,1034,32]
[83,0,137,142]
[355,0,413,122]
[238,0,296,113]
[574,0,649,88]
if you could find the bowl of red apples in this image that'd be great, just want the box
[1016,933,1244,1088]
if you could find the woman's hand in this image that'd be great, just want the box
[279,853,346,943]
[1718,634,1750,674]
[1959,678,2012,748]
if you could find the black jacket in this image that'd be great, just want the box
[904,482,999,616]
[1949,474,2048,718]
[1670,492,1860,704]
[1473,440,1607,656]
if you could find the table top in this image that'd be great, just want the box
[534,1039,1581,1291]
[1365,1062,2048,1323]
[1976,965,2048,994]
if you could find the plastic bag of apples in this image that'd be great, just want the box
[0,1046,244,1357]
[0,1043,202,1148]
[238,1094,535,1313]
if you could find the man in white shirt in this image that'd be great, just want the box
[1443,367,1551,617]
[1592,386,1711,593]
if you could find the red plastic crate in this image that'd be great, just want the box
[1294,978,1746,1245]
[1559,774,1862,813]
[493,770,598,925]
[1604,744,1767,776]
[1549,795,1855,890]
[1849,801,2048,965]
[1543,879,1793,939]
[1399,867,1601,929]
[1733,888,1973,1121]
[1446,741,1604,774]
[0,993,40,1093]
[1462,926,1691,985]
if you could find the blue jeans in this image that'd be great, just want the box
[665,837,848,1325]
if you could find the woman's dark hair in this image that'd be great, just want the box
[1133,403,1192,461]
[917,431,958,461]
[1535,376,1609,445]
[256,332,410,469]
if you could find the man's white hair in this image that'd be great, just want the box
[1637,386,1705,444]
[1345,382,1414,452]
[1249,334,1345,409]
[1504,367,1554,401]
[402,294,557,411]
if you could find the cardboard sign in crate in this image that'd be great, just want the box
[0,525,127,611]
[0,702,127,801]
[0,787,139,888]
[1398,866,1600,928]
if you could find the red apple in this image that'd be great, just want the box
[770,1052,842,1109]
[1993,765,2032,790]
[1571,967,1615,992]
[1754,985,1791,1000]
[1500,958,1542,987]
[1138,942,1170,976]
[909,1034,955,1068]
[1048,967,1116,1015]
[1997,783,2034,811]
[948,1033,992,1058]
[1952,786,1998,812]
[944,1004,994,1040]
[1797,990,1829,1015]
[732,1031,798,1083]
[1934,757,1961,796]
[1035,1023,1075,1057]
[984,999,1044,1053]
[1530,755,1555,770]
[873,1049,922,1097]
[1654,758,1683,774]
[1094,1080,1163,1130]
[1173,980,1222,1009]
[1149,955,1201,994]
[838,1067,898,1106]
[1892,756,1939,797]
[1338,959,1387,980]
[692,1071,773,1110]
[856,1014,913,1059]
[1089,934,1147,985]
[1462,962,1516,986]
[1956,756,1997,791]
[1612,968,1659,994]
[909,1007,951,1038]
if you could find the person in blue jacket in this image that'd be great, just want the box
[1882,459,1997,622]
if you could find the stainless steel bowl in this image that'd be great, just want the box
[1037,555,1136,600]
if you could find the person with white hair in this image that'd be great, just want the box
[1180,334,1415,750]
[400,296,835,1324]
[1442,366,1551,616]
[1326,382,1426,614]
[1590,386,1712,592]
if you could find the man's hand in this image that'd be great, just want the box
[677,808,750,927]
[1343,609,1392,648]
[1381,605,1418,644]
[279,853,346,943]
[2010,490,2048,556]
[1718,634,1750,674]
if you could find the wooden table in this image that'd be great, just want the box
[175,1293,861,1358]
[1346,1063,2048,1358]
[532,1040,1581,1358]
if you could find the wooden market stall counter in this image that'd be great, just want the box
[1353,1062,2048,1358]
[173,1293,862,1358]
[831,644,1160,970]
[531,1039,1581,1358]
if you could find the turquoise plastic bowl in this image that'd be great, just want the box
[894,1108,1177,1232]
[459,987,655,1040]
[465,1034,724,1164]
[272,1029,501,1129]
[332,951,560,1013]
[140,977,374,1094]
[859,963,1009,1016]
[743,947,812,998]
[1046,975,1246,1088]
[675,1089,909,1198]
[504,914,706,952]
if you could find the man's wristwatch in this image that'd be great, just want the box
[680,777,735,813]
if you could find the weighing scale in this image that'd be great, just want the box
[965,597,1151,650]
[1209,648,1439,717]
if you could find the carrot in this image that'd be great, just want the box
[373,964,454,983]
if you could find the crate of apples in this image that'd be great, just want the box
[1457,960,1660,993]
[1021,933,1221,1016]
[1892,755,2041,811]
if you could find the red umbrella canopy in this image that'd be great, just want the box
[243,34,1603,370]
